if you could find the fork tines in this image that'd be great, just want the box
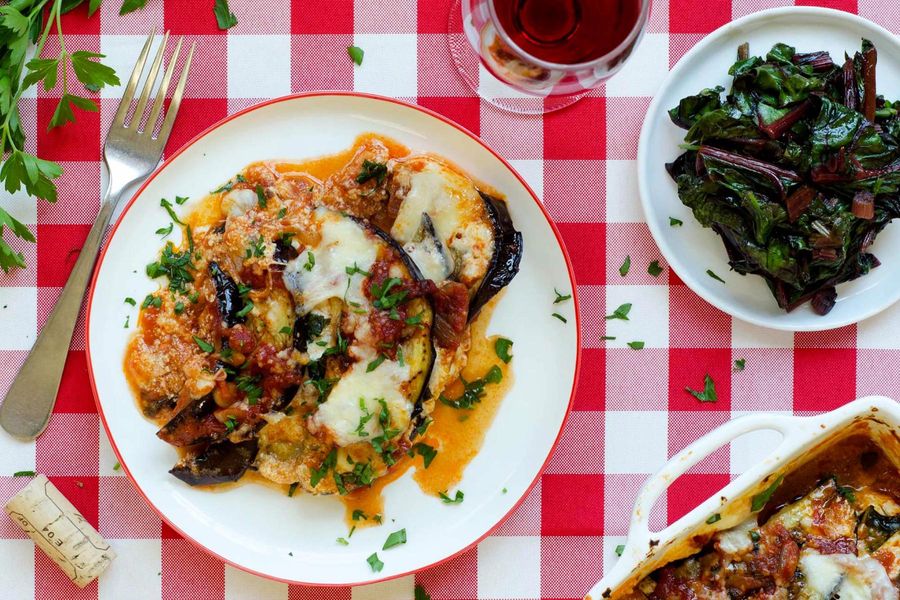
[113,30,195,141]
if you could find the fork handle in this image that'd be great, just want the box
[0,199,117,439]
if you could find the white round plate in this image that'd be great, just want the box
[639,7,900,331]
[86,93,580,585]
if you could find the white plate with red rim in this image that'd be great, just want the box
[639,7,900,332]
[85,92,580,586]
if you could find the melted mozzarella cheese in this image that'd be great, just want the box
[283,208,377,314]
[310,356,412,447]
[714,518,756,555]
[390,158,493,286]
[221,188,258,217]
[798,550,898,600]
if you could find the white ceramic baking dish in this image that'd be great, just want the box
[586,395,900,599]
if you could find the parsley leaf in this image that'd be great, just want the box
[551,312,567,323]
[415,585,432,600]
[707,269,726,283]
[494,337,513,363]
[414,443,437,468]
[439,490,464,504]
[348,45,365,66]
[120,0,149,15]
[648,260,663,277]
[255,184,266,208]
[734,358,746,372]
[706,513,721,524]
[160,198,185,225]
[124,297,136,306]
[193,336,214,353]
[13,470,35,477]
[685,374,717,402]
[367,354,386,372]
[156,222,173,237]
[670,217,683,227]
[356,159,387,185]
[627,341,645,350]
[366,552,383,572]
[382,528,407,550]
[619,255,630,277]
[439,366,502,409]
[751,475,783,511]
[213,0,238,29]
[605,303,632,321]
[303,251,315,271]
[615,544,625,557]
[70,51,120,91]
[553,288,572,303]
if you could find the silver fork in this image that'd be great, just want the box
[0,32,195,440]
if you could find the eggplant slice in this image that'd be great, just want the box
[470,191,523,318]
[209,260,246,328]
[170,439,259,486]
[157,395,225,447]
[388,155,522,318]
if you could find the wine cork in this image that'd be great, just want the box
[5,475,116,588]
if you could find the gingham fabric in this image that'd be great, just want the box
[0,0,895,598]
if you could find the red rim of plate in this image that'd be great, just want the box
[84,91,582,587]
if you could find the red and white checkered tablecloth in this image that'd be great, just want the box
[2,0,899,598]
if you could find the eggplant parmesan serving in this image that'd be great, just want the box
[124,135,522,507]
[618,435,900,599]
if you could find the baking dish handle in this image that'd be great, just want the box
[628,411,799,542]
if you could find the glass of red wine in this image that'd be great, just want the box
[449,0,650,114]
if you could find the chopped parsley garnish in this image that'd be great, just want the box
[255,184,267,208]
[175,195,189,205]
[837,485,857,503]
[174,301,185,315]
[322,332,348,357]
[277,207,287,219]
[287,482,299,497]
[193,336,214,353]
[373,514,383,524]
[346,263,372,277]
[627,341,645,350]
[156,223,173,237]
[356,159,387,185]
[751,475,784,512]
[439,366,502,410]
[405,312,423,326]
[124,315,130,328]
[279,326,292,335]
[371,277,407,310]
[670,217,684,227]
[303,251,315,271]
[336,537,349,546]
[213,0,238,29]
[706,513,721,524]
[648,260,663,277]
[247,236,266,258]
[352,509,367,521]
[707,269,726,283]
[235,375,262,405]
[749,530,761,543]
[615,544,625,557]
[370,398,401,463]
[685,374,717,402]
[124,297,136,306]
[415,585,432,600]
[605,303,632,320]
[551,312,567,323]
[383,529,407,550]
[160,198,185,226]
[146,242,195,293]
[354,398,374,437]
[113,462,121,471]
[366,552,383,573]
[188,291,200,303]
[411,417,432,441]
[414,443,437,468]
[13,470,35,477]
[494,338,513,363]
[601,336,616,340]
[141,294,162,309]
[347,45,365,66]
[619,255,631,277]
[366,354,387,372]
[235,302,254,318]
[734,358,746,372]
[439,490,464,504]
[553,288,572,304]
[224,416,237,433]
[310,449,337,488]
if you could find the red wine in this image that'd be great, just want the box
[492,0,642,65]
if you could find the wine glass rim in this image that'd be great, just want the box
[486,0,651,72]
